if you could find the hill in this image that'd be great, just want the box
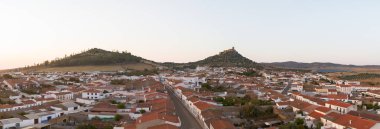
[48,48,143,67]
[264,61,380,73]
[2,47,265,72]
[163,47,263,69]
[3,48,159,72]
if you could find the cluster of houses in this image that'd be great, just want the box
[267,71,380,129]
[172,86,235,129]
[1,66,380,129]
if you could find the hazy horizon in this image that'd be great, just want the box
[1,0,380,69]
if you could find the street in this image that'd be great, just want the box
[281,81,292,94]
[167,89,204,129]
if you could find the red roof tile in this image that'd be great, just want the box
[194,101,215,111]
[209,118,236,129]
[309,111,325,119]
[147,124,179,129]
[326,100,352,108]
[334,114,376,129]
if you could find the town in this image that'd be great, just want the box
[1,65,380,129]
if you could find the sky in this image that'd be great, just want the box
[0,0,380,69]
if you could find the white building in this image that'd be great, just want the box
[325,100,356,114]
[82,89,105,100]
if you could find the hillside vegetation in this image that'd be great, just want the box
[47,48,144,67]
[2,48,158,72]
[163,48,263,69]
[191,48,262,68]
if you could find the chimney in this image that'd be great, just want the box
[349,120,352,124]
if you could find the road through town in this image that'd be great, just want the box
[168,89,204,129]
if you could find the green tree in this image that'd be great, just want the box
[295,118,304,125]
[2,74,13,79]
[316,122,323,129]
[201,83,212,90]
[91,116,101,121]
[44,60,49,66]
[110,100,118,104]
[139,110,146,114]
[114,114,123,121]
[117,103,126,109]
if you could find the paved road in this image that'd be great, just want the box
[281,81,292,94]
[168,89,203,129]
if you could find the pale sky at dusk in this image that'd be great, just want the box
[0,0,380,69]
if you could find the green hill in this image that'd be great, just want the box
[2,47,263,72]
[48,48,144,67]
[3,48,159,72]
[163,47,263,69]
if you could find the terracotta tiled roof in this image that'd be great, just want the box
[276,101,289,106]
[289,100,312,110]
[123,123,136,129]
[209,118,236,129]
[303,105,319,114]
[182,91,193,97]
[83,89,101,93]
[315,106,332,114]
[147,124,179,129]
[188,97,200,103]
[309,111,325,119]
[322,112,342,121]
[326,100,352,108]
[194,101,215,111]
[0,104,13,109]
[91,102,117,112]
[22,100,36,105]
[325,94,348,100]
[347,111,380,122]
[137,111,179,124]
[333,114,377,129]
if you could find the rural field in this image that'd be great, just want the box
[326,68,380,85]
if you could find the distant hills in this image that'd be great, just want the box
[4,47,264,72]
[263,61,380,72]
[2,48,380,73]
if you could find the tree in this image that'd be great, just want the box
[316,122,323,129]
[69,77,80,83]
[114,114,123,121]
[279,118,307,129]
[110,100,118,104]
[201,83,212,90]
[44,60,49,66]
[295,118,304,125]
[117,103,126,109]
[2,74,13,79]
